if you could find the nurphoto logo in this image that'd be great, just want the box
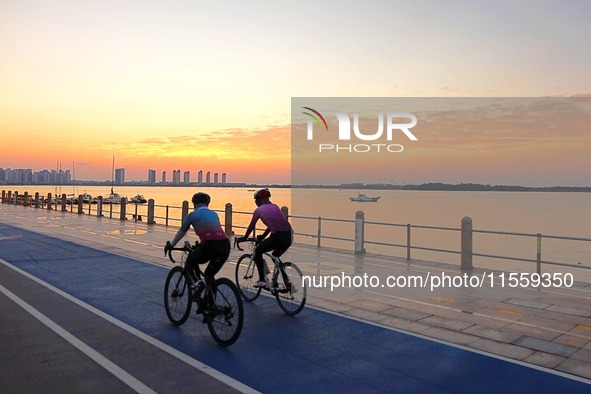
[302,107,418,153]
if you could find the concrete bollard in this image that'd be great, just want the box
[23,192,29,207]
[317,217,322,248]
[77,195,84,214]
[147,199,155,224]
[61,193,67,211]
[225,203,233,235]
[34,192,40,208]
[1,190,5,203]
[7,191,12,204]
[281,206,289,220]
[120,198,127,220]
[181,201,189,222]
[461,216,473,269]
[47,193,52,210]
[355,210,366,254]
[536,233,542,275]
[14,191,19,205]
[97,196,103,217]
[406,224,412,261]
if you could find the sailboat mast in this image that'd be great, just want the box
[111,155,115,194]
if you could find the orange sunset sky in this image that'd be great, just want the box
[1,1,590,186]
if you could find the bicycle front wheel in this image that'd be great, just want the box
[235,254,262,301]
[164,266,192,326]
[206,278,244,346]
[275,262,306,315]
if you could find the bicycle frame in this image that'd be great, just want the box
[164,241,244,346]
[234,237,306,315]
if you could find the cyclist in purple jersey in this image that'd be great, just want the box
[237,188,293,288]
[165,192,230,287]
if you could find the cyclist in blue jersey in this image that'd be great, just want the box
[164,192,230,289]
[236,188,293,288]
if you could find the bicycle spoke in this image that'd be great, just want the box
[206,278,244,346]
[235,254,262,301]
[164,266,192,326]
[275,262,306,315]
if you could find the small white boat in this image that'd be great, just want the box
[81,193,94,204]
[102,190,123,204]
[130,194,147,204]
[349,193,380,202]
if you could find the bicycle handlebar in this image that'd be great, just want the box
[234,237,258,251]
[164,241,194,264]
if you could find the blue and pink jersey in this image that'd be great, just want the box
[170,206,228,246]
[246,203,292,234]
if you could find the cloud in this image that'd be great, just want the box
[93,124,291,162]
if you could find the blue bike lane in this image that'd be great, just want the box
[1,222,589,393]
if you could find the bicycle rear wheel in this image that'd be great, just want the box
[164,266,192,326]
[275,262,306,315]
[235,254,262,301]
[206,278,244,346]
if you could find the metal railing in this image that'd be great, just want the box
[2,189,589,276]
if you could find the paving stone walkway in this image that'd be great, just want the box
[1,202,590,380]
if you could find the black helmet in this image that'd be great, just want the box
[253,188,271,200]
[192,192,210,205]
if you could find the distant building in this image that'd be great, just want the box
[148,169,156,184]
[172,170,180,184]
[183,171,190,183]
[198,170,203,185]
[222,173,227,185]
[214,173,219,185]
[206,171,211,185]
[115,168,125,185]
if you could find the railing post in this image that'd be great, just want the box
[77,195,84,214]
[14,191,19,205]
[317,217,322,248]
[34,192,40,208]
[355,210,365,254]
[281,206,289,221]
[7,190,12,204]
[461,216,473,269]
[120,198,127,220]
[406,224,411,261]
[61,193,67,211]
[23,192,29,206]
[536,233,542,275]
[147,199,155,224]
[47,193,52,210]
[165,205,169,226]
[1,190,4,203]
[181,201,189,222]
[225,203,233,235]
[97,196,103,217]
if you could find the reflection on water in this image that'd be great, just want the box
[109,229,148,236]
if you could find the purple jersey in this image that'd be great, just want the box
[246,203,292,234]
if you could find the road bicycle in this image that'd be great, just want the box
[234,237,306,315]
[163,241,243,346]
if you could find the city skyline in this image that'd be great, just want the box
[0,165,231,186]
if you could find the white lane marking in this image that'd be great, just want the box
[0,258,258,394]
[0,283,156,394]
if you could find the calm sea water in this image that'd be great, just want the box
[8,185,591,280]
